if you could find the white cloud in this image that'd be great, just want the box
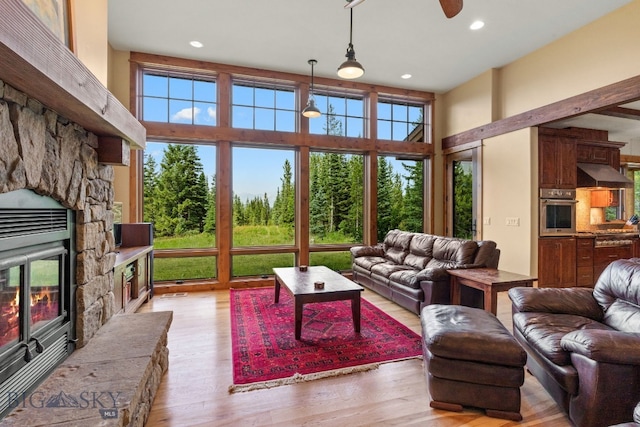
[172,107,201,122]
[207,106,216,120]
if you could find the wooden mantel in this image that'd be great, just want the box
[0,0,145,150]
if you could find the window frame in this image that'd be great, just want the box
[131,57,436,287]
[140,70,218,126]
[231,78,297,132]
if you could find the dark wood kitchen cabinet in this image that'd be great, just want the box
[577,143,621,169]
[576,237,594,287]
[538,237,576,288]
[594,245,633,280]
[577,144,610,164]
[539,136,576,189]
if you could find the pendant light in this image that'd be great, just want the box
[302,59,321,118]
[337,7,365,79]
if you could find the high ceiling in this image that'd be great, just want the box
[107,0,640,142]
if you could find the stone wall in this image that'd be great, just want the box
[0,79,117,347]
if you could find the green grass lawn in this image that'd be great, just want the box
[153,225,354,281]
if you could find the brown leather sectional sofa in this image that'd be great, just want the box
[350,229,500,314]
[509,258,640,427]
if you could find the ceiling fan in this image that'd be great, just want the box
[345,0,463,19]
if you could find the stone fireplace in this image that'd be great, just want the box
[0,80,120,415]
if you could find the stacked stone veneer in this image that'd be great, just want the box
[0,79,117,348]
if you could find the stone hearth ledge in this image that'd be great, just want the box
[1,311,172,427]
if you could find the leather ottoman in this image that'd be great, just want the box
[421,304,527,421]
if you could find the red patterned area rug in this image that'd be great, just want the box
[229,287,423,393]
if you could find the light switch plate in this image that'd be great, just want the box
[506,217,520,226]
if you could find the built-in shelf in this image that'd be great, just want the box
[0,0,145,150]
[115,245,153,314]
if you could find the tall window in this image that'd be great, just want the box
[309,92,364,137]
[446,149,481,240]
[142,72,217,126]
[231,147,296,276]
[452,160,473,239]
[377,99,424,142]
[231,81,295,132]
[143,141,217,281]
[232,147,295,246]
[376,156,424,241]
[135,61,434,284]
[309,152,364,244]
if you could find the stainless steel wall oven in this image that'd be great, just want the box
[539,188,577,236]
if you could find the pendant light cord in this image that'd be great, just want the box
[349,9,354,49]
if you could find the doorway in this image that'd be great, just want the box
[446,147,482,239]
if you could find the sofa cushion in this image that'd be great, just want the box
[371,262,415,278]
[390,267,450,289]
[383,229,414,264]
[353,256,387,271]
[389,270,421,289]
[350,245,384,258]
[593,259,640,332]
[474,240,498,267]
[513,312,613,365]
[403,233,435,270]
[509,287,603,320]
[427,238,478,269]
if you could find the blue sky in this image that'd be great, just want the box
[143,74,418,204]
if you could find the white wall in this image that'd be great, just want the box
[72,0,109,86]
[482,129,538,275]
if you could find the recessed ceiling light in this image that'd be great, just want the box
[470,20,485,30]
[190,40,203,48]
[401,74,412,79]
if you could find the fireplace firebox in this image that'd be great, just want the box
[0,190,75,417]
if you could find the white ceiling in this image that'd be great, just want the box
[107,0,640,142]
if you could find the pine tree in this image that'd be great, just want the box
[143,153,159,226]
[262,193,271,225]
[401,161,424,232]
[309,153,329,238]
[377,157,394,241]
[278,159,295,226]
[203,174,216,233]
[453,161,473,239]
[341,155,363,240]
[390,171,404,230]
[154,144,208,236]
[233,194,245,226]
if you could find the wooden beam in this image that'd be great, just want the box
[0,0,145,149]
[142,121,433,156]
[96,137,130,166]
[594,106,640,121]
[443,74,640,149]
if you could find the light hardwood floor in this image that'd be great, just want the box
[137,289,572,426]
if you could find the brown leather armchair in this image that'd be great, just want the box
[508,258,640,427]
[610,401,640,426]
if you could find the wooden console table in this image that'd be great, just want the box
[448,268,536,315]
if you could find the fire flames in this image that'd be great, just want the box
[1,288,59,348]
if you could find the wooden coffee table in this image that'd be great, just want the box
[448,268,536,315]
[273,266,364,340]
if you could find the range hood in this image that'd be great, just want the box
[577,163,633,188]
